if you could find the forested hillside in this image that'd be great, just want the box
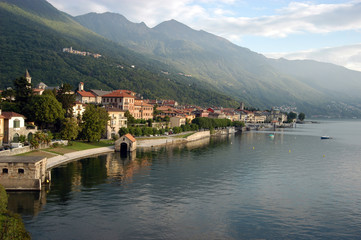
[0,0,238,107]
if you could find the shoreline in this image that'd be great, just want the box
[46,129,237,169]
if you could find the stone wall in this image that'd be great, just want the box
[0,140,68,157]
[186,131,210,142]
[0,146,31,157]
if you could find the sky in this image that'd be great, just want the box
[47,0,361,71]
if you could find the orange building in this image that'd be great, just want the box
[102,90,153,120]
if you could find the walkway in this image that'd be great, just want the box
[46,146,114,170]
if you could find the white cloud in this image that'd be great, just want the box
[265,44,361,72]
[196,1,361,39]
[48,0,361,37]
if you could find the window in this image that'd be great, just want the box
[2,168,8,174]
[18,169,24,174]
[13,119,20,128]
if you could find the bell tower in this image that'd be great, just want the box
[25,69,32,84]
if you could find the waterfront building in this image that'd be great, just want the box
[115,134,136,153]
[106,107,127,139]
[0,156,49,191]
[2,111,37,144]
[102,90,153,120]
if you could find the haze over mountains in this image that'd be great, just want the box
[75,12,361,117]
[1,0,361,117]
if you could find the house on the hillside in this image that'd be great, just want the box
[170,116,186,128]
[162,100,178,107]
[90,89,112,104]
[102,90,135,111]
[72,101,87,118]
[102,90,153,120]
[2,111,37,144]
[134,99,153,120]
[76,82,96,103]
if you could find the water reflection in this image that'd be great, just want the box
[7,190,47,216]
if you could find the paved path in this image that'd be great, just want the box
[46,146,114,170]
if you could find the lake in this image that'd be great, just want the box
[11,120,361,239]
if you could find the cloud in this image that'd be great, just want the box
[265,44,361,72]
[48,0,361,37]
[196,1,361,39]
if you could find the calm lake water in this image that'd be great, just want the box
[11,120,361,239]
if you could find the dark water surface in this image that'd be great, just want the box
[13,120,361,239]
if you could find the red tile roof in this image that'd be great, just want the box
[77,90,95,97]
[125,133,136,143]
[2,112,26,119]
[103,90,135,98]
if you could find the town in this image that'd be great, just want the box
[0,70,304,155]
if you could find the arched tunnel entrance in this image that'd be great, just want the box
[120,142,128,155]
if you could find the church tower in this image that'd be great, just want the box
[25,69,32,84]
[78,82,84,91]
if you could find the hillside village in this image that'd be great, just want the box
[0,70,297,151]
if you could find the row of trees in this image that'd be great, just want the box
[287,112,306,122]
[191,117,244,129]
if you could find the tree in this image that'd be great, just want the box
[125,110,135,124]
[118,127,129,136]
[287,112,297,123]
[14,76,33,109]
[0,185,31,239]
[26,95,65,129]
[60,118,79,140]
[298,112,306,121]
[80,105,109,142]
[57,83,76,118]
[1,88,16,102]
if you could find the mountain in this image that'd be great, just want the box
[0,0,237,107]
[75,12,361,117]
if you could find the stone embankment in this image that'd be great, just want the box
[137,131,210,149]
[45,129,235,169]
[46,146,114,170]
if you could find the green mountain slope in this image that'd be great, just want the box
[0,0,237,107]
[75,12,361,117]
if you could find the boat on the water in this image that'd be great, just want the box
[321,136,332,139]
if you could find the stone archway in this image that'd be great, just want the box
[28,132,33,142]
[120,142,128,154]
[13,133,20,143]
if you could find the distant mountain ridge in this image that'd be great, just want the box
[75,12,361,117]
[0,0,238,107]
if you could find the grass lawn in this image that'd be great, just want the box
[17,150,57,158]
[17,140,114,157]
[62,140,113,151]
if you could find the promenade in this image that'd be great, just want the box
[46,146,114,170]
